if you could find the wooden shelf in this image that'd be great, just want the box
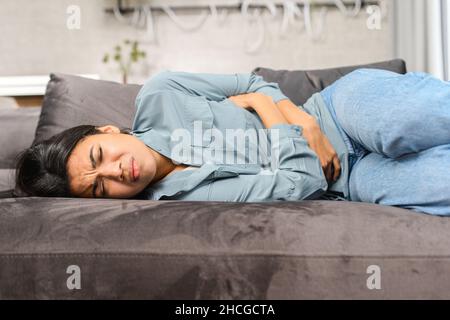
[14,96,44,108]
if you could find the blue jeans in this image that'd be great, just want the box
[320,68,450,216]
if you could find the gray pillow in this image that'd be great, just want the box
[0,169,15,193]
[33,73,142,144]
[0,107,40,169]
[253,59,407,106]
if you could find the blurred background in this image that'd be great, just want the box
[0,0,448,107]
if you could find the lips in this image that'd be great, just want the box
[130,157,140,182]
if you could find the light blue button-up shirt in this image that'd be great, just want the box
[131,71,351,202]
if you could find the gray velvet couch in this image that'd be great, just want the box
[3,59,450,300]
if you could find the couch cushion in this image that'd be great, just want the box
[33,74,142,144]
[0,107,40,169]
[0,198,449,299]
[253,59,407,106]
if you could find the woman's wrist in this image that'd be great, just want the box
[276,99,318,130]
[250,94,290,129]
[245,92,267,109]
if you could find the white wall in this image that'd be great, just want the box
[0,0,395,83]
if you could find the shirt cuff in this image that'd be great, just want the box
[256,87,289,103]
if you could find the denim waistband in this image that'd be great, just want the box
[348,141,369,171]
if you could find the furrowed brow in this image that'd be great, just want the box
[89,145,98,198]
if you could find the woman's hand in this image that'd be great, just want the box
[231,92,294,132]
[302,122,341,183]
[276,98,341,183]
[229,93,341,183]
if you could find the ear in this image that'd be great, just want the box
[96,125,120,134]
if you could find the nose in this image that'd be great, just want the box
[98,160,124,181]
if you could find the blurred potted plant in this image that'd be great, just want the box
[103,39,146,84]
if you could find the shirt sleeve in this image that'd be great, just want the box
[138,70,289,103]
[173,123,329,202]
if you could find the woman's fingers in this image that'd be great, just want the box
[323,155,341,183]
[325,161,332,182]
[320,158,327,177]
[304,130,340,182]
[332,156,341,181]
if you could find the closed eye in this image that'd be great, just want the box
[98,145,107,197]
[90,144,105,198]
[99,145,103,163]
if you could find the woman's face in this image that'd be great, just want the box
[67,125,156,198]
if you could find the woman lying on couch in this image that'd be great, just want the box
[15,69,450,215]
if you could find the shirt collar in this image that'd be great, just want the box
[144,163,261,200]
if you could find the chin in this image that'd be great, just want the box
[146,171,156,185]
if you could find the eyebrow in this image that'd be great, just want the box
[89,145,98,198]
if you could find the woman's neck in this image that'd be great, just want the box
[148,147,186,183]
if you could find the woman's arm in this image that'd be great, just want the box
[139,70,289,103]
[229,93,341,182]
[239,93,290,129]
[276,99,341,182]
[276,99,316,128]
[207,122,328,202]
[172,98,329,202]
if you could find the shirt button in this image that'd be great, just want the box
[289,185,295,190]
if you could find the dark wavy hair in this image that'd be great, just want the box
[15,125,102,197]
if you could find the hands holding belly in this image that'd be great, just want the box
[229,93,341,184]
[301,124,341,183]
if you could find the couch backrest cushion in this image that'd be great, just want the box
[0,107,40,169]
[33,74,142,144]
[0,169,15,194]
[253,59,407,106]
